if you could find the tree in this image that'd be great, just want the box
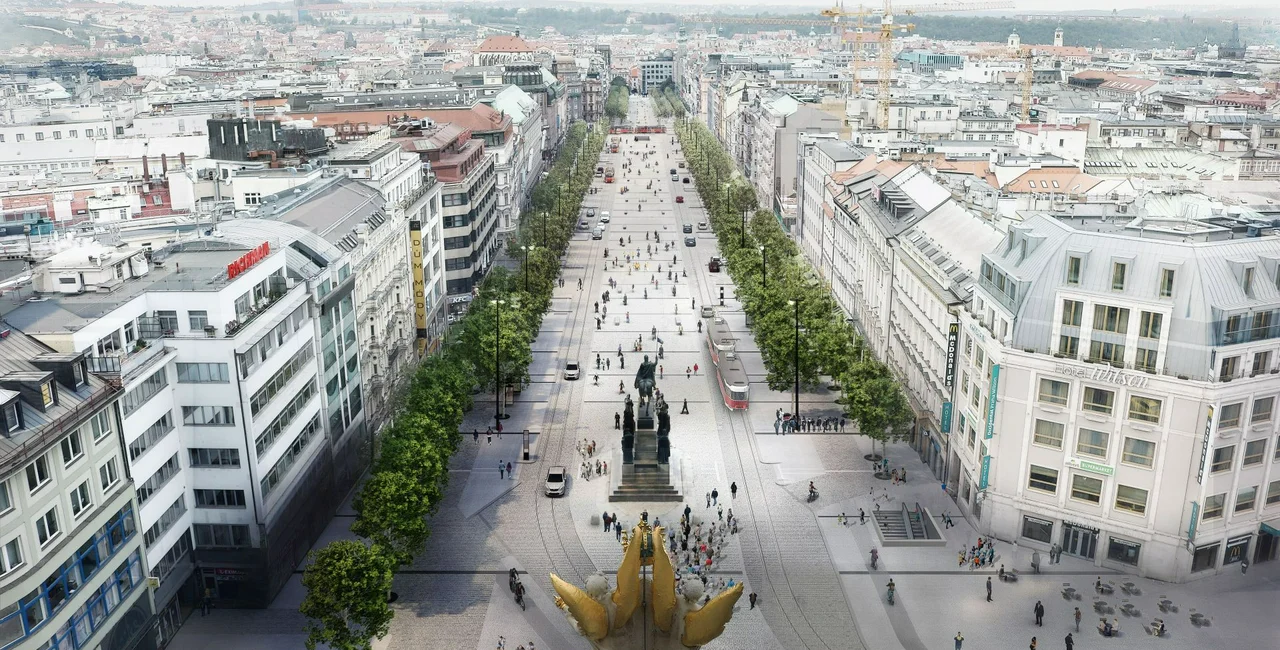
[300,541,395,650]
[839,360,913,463]
[190,15,197,24]
[352,472,433,565]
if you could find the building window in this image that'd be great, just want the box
[60,430,84,466]
[1058,335,1079,357]
[189,448,241,468]
[1033,419,1064,448]
[1211,446,1235,473]
[1082,387,1115,415]
[1092,305,1129,334]
[182,406,236,426]
[36,507,60,545]
[1038,378,1069,406]
[1114,485,1148,515]
[189,310,209,331]
[1266,480,1280,506]
[137,454,181,504]
[1111,262,1127,290]
[1070,474,1103,504]
[1061,299,1083,326]
[1159,268,1175,297]
[4,401,20,433]
[128,411,174,462]
[1028,465,1059,494]
[69,480,93,518]
[1203,493,1225,520]
[1106,537,1141,565]
[143,496,186,548]
[1235,485,1257,513]
[156,310,179,333]
[193,524,251,549]
[1254,351,1272,377]
[194,489,247,508]
[1252,397,1274,424]
[25,454,51,494]
[1221,356,1240,381]
[1076,428,1109,458]
[1,537,22,575]
[250,345,315,417]
[1021,515,1054,543]
[0,480,10,515]
[176,363,230,383]
[1128,396,1162,424]
[1088,341,1124,364]
[243,193,263,206]
[1220,403,1243,429]
[1243,439,1267,467]
[1121,437,1155,468]
[1135,348,1158,373]
[99,457,120,491]
[121,367,168,416]
[1138,312,1162,339]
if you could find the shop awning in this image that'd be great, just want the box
[1262,518,1280,537]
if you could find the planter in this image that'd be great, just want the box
[864,453,883,462]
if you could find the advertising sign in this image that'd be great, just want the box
[944,322,959,387]
[984,364,1000,440]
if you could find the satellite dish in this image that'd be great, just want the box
[963,178,972,188]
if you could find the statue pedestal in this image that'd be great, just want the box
[636,402,655,431]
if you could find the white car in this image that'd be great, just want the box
[564,362,581,380]
[545,466,567,497]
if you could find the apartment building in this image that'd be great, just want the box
[4,229,362,639]
[0,330,153,650]
[396,123,497,307]
[958,211,1280,582]
[796,137,862,269]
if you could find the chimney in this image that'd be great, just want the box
[160,153,168,176]
[142,156,150,181]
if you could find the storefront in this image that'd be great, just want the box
[1223,534,1251,566]
[1104,536,1142,569]
[1061,521,1100,561]
[1257,522,1279,564]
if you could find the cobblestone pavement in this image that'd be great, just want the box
[168,101,1280,650]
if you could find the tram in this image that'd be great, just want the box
[705,317,736,367]
[716,351,750,410]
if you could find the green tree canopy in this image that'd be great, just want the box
[352,472,433,566]
[300,541,395,650]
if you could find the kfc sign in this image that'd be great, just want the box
[227,242,271,280]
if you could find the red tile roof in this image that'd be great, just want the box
[477,35,534,53]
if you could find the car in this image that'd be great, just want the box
[600,212,611,223]
[564,362,581,380]
[682,177,691,184]
[578,220,590,230]
[670,168,678,175]
[708,257,721,273]
[685,236,697,247]
[591,227,604,240]
[676,196,685,203]
[678,161,686,168]
[697,221,708,230]
[587,207,596,218]
[545,466,567,497]
[671,175,679,182]
[701,305,716,317]
[682,224,693,234]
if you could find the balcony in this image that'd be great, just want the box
[398,172,439,212]
[84,339,170,385]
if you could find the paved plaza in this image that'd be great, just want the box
[169,100,1280,650]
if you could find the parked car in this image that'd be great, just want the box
[685,236,697,247]
[682,177,691,184]
[578,220,590,230]
[707,257,721,273]
[545,466,567,497]
[678,161,686,168]
[599,212,611,223]
[682,224,693,234]
[701,305,716,317]
[591,227,604,240]
[676,196,684,203]
[564,362,581,380]
[587,207,596,218]
[697,221,708,230]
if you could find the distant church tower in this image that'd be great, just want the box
[1007,30,1021,52]
[1053,27,1063,48]
[1220,22,1246,59]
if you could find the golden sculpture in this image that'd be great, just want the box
[551,519,743,648]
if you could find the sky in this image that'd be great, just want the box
[126,1,1273,8]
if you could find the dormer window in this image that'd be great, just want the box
[3,401,19,433]
[1243,266,1255,298]
[1065,256,1082,285]
[73,361,85,388]
[1112,262,1127,291]
[40,381,55,408]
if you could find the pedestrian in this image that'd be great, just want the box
[706,492,711,508]
[954,632,964,650]
[859,508,866,525]
[497,421,503,438]
[681,398,689,414]
[1032,550,1041,574]
[473,429,480,443]
[615,412,621,429]
[499,460,505,479]
[730,482,738,498]
[901,467,906,483]
[687,367,691,379]
[1034,600,1044,626]
[840,417,846,432]
[684,504,692,519]
[497,636,505,650]
[201,588,212,616]
[1064,632,1073,650]
[711,488,719,505]
[507,461,513,479]
[487,430,493,445]
[749,592,757,609]
[986,576,993,602]
[1073,607,1081,632]
[693,363,699,375]
[616,521,623,541]
[718,506,723,521]
[774,418,780,434]
[1030,637,1037,650]
[604,512,613,532]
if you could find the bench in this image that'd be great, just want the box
[1001,570,1019,583]
[1098,621,1120,637]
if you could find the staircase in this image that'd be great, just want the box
[610,426,682,502]
[874,510,909,541]
[908,509,926,539]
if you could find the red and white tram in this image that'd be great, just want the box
[705,317,736,367]
[717,351,750,410]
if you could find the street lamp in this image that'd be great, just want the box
[788,299,801,425]
[741,209,748,248]
[491,299,506,425]
[541,212,548,248]
[521,245,535,292]
[759,245,767,289]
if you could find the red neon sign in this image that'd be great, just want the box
[227,242,271,280]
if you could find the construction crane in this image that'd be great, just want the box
[1021,45,1034,122]
[821,1,1016,130]
[818,3,873,94]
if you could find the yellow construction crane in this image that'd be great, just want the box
[819,3,873,94]
[1021,45,1034,122]
[821,1,1016,130]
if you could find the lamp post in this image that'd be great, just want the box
[788,299,801,424]
[521,245,535,292]
[491,299,506,425]
[541,212,548,248]
[741,209,748,248]
[760,245,767,289]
